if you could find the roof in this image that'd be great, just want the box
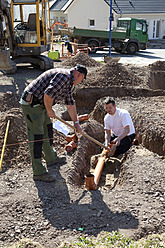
[50,0,165,14]
[104,0,165,14]
[50,0,74,11]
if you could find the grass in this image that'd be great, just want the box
[4,231,165,248]
[59,231,165,248]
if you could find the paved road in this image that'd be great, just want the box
[89,48,165,66]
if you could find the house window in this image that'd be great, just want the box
[89,19,95,27]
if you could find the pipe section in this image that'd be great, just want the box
[78,114,88,122]
[66,133,78,143]
[65,140,77,152]
[85,144,116,190]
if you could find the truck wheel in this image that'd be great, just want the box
[126,43,137,55]
[88,41,98,54]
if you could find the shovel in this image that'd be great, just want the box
[55,116,110,151]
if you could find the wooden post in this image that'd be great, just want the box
[0,120,10,172]
[62,43,64,57]
[51,28,54,51]
[87,44,89,55]
[74,39,77,54]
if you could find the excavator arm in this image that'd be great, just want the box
[0,0,16,72]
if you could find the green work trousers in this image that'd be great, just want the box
[21,104,57,175]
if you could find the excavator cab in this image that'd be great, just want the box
[0,0,53,73]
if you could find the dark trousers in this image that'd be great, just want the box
[111,133,136,157]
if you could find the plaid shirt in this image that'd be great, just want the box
[24,68,75,105]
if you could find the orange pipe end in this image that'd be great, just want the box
[65,140,76,152]
[66,133,78,143]
[85,174,97,190]
[78,114,88,122]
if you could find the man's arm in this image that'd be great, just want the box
[66,104,82,133]
[105,129,111,147]
[44,93,56,119]
[111,125,130,146]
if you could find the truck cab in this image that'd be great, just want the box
[116,18,148,54]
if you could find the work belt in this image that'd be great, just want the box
[22,91,43,107]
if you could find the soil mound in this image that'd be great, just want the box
[0,108,30,168]
[81,63,143,88]
[148,61,165,90]
[149,60,165,71]
[60,52,101,67]
[0,92,20,112]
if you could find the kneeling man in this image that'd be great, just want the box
[104,97,136,157]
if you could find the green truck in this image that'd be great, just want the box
[60,17,148,54]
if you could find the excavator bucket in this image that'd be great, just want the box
[0,49,17,72]
[104,55,121,63]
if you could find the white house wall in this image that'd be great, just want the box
[50,11,67,23]
[115,13,165,39]
[65,0,110,30]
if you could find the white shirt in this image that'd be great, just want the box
[104,108,135,136]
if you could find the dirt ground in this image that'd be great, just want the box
[0,53,165,248]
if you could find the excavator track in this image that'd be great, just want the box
[31,55,54,71]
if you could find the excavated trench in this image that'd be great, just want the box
[57,57,165,187]
[63,94,164,188]
[0,54,164,188]
[65,82,165,187]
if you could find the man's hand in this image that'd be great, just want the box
[74,123,82,133]
[111,137,120,146]
[47,109,56,119]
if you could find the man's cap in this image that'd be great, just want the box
[75,64,87,79]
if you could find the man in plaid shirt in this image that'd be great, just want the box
[20,64,87,182]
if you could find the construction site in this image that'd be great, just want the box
[0,49,165,247]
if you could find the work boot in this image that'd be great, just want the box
[33,172,56,182]
[47,155,66,167]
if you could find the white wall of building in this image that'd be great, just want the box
[65,0,110,30]
[50,11,67,23]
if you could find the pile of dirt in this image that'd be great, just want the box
[60,52,101,67]
[148,61,165,90]
[80,62,143,88]
[0,92,20,112]
[0,108,30,169]
[149,60,165,70]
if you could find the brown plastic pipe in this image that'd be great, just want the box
[78,114,88,122]
[65,140,77,152]
[85,145,116,190]
[66,133,78,143]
